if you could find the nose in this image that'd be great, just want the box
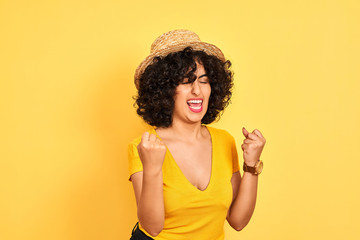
[191,79,201,95]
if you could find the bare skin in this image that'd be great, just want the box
[155,125,212,191]
[133,132,166,236]
[226,127,266,231]
[130,60,266,236]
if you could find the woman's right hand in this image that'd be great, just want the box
[137,131,167,173]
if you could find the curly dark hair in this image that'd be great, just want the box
[134,46,234,128]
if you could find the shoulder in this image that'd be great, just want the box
[128,128,156,147]
[205,125,236,144]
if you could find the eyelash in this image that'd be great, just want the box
[182,81,209,84]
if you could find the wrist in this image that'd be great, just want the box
[143,167,163,177]
[243,159,263,175]
[243,171,259,177]
[244,160,257,167]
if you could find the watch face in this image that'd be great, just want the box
[256,161,263,174]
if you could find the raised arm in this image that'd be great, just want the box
[130,132,167,237]
[226,127,266,231]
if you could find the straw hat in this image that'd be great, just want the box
[134,29,226,89]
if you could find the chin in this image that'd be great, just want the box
[187,113,206,123]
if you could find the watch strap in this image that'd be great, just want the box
[243,162,257,174]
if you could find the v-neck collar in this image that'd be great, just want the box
[152,125,214,193]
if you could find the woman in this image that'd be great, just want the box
[128,29,266,240]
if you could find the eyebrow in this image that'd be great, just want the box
[198,74,208,79]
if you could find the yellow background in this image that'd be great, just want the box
[1,0,359,239]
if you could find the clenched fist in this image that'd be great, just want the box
[241,127,266,166]
[137,131,167,173]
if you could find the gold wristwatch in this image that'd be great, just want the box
[243,160,263,175]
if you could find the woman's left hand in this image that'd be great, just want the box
[241,127,266,166]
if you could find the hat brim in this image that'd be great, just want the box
[134,42,225,89]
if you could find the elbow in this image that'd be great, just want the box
[232,220,250,232]
[137,209,165,237]
[234,224,246,232]
[140,221,164,237]
[148,231,161,237]
[229,212,253,231]
[145,226,163,237]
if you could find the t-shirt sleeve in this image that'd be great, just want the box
[230,135,240,173]
[128,142,143,181]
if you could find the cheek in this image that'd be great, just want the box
[206,86,211,100]
[173,94,186,110]
[205,89,211,108]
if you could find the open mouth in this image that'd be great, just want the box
[187,99,203,113]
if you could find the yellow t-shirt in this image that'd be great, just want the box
[128,125,240,240]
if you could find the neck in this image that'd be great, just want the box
[157,119,206,141]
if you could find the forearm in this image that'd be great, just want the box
[228,172,258,231]
[137,169,165,236]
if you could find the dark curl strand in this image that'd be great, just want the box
[134,46,234,128]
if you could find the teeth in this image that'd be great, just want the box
[187,100,203,103]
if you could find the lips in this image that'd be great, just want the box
[187,98,203,113]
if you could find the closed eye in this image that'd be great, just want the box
[182,81,208,84]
